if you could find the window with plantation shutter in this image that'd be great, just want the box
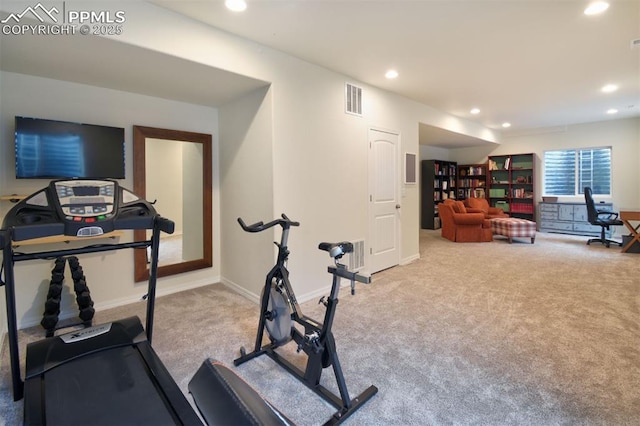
[579,148,611,195]
[544,147,611,196]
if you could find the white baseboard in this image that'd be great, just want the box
[220,276,260,304]
[0,324,6,369]
[401,253,420,265]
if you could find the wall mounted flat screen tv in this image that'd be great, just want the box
[15,116,125,179]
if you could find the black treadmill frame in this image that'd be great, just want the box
[0,181,170,404]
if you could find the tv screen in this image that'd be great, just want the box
[15,116,125,179]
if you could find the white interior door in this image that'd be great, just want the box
[368,128,400,273]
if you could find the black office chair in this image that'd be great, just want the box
[584,186,623,247]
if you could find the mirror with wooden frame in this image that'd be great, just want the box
[133,126,212,281]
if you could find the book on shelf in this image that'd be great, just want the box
[495,201,509,212]
[504,157,511,170]
[511,202,534,214]
[511,188,534,198]
[459,178,485,187]
[465,166,485,176]
[489,188,506,198]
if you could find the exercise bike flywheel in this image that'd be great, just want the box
[264,282,292,346]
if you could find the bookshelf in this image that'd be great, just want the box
[487,153,536,221]
[457,163,487,200]
[421,159,457,229]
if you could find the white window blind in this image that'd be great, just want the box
[544,147,611,196]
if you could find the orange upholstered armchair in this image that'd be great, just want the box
[439,200,493,242]
[464,197,509,219]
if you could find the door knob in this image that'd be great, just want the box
[396,204,401,209]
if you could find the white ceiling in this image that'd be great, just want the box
[418,122,494,149]
[0,26,269,107]
[152,0,640,145]
[1,1,639,149]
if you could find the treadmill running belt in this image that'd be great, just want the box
[43,345,178,425]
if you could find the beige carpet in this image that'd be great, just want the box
[1,230,639,425]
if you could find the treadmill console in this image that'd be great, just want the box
[54,180,116,219]
[2,179,163,242]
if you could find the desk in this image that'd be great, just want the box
[619,211,640,253]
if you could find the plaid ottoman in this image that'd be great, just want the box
[490,218,536,244]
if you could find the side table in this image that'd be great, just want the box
[619,211,640,253]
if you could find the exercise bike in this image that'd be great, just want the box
[234,214,378,425]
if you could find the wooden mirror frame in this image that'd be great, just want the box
[133,125,213,282]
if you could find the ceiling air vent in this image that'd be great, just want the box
[345,82,363,116]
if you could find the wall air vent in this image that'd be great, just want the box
[345,83,363,116]
[344,239,365,271]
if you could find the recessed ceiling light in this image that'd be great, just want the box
[470,108,480,115]
[601,84,618,93]
[607,108,618,114]
[502,122,511,128]
[385,70,399,79]
[584,1,609,15]
[225,0,247,12]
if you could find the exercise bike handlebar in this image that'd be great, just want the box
[330,265,371,284]
[237,214,300,233]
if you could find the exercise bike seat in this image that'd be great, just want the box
[318,241,353,259]
[189,359,294,426]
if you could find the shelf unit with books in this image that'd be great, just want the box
[421,159,457,229]
[457,163,487,200]
[488,153,536,221]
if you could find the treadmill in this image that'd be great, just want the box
[1,179,202,424]
[1,179,292,425]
